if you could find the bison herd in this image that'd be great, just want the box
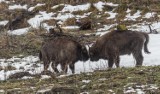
[39,30,150,74]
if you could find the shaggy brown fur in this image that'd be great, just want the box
[89,30,150,68]
[39,37,89,74]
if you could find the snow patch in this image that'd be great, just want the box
[62,3,90,12]
[94,1,105,11]
[28,3,45,11]
[0,20,8,26]
[9,4,27,10]
[28,11,55,28]
[8,27,29,35]
[125,10,141,21]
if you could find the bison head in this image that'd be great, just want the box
[89,45,101,61]
[79,46,89,61]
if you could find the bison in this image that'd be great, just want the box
[39,37,89,74]
[89,30,150,68]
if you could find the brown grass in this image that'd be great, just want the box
[72,10,86,15]
[0,2,8,11]
[63,17,77,26]
[42,19,57,26]
[0,66,3,71]
[86,3,99,13]
[104,6,114,11]
[51,4,65,12]
[32,5,51,12]
[0,28,46,58]
[4,65,16,71]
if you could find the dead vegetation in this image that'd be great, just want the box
[0,0,160,93]
[0,66,159,93]
[63,17,77,26]
[0,28,45,58]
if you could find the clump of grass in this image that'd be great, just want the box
[88,0,99,3]
[63,17,76,26]
[141,8,150,16]
[103,5,115,11]
[86,3,99,13]
[51,4,65,12]
[0,2,8,11]
[114,4,127,21]
[72,10,86,15]
[4,65,16,71]
[0,66,3,71]
[32,5,50,12]
[42,19,57,26]
[114,4,128,13]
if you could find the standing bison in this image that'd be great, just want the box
[89,30,150,68]
[39,37,89,74]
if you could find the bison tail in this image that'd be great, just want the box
[39,51,42,61]
[143,33,151,54]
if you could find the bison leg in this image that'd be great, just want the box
[115,55,120,68]
[51,62,59,73]
[61,63,68,74]
[132,40,144,67]
[133,51,143,67]
[69,63,75,74]
[108,57,114,68]
[43,60,50,72]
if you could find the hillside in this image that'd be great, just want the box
[0,0,160,57]
[0,66,160,94]
[0,0,160,93]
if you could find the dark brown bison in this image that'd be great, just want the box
[39,37,89,74]
[89,30,150,68]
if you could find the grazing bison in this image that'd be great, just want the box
[39,37,89,74]
[89,30,150,68]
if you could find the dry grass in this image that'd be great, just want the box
[42,19,57,26]
[63,17,77,26]
[32,4,52,12]
[103,5,115,11]
[0,2,8,11]
[114,4,128,13]
[4,65,16,71]
[51,4,65,12]
[0,66,159,93]
[0,28,46,58]
[86,3,99,13]
[72,10,86,15]
[0,66,3,71]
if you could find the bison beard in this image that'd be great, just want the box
[89,30,150,68]
[39,37,89,74]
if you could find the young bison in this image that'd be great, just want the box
[39,37,89,74]
[89,30,150,68]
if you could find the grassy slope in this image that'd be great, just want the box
[0,0,160,93]
[0,66,160,93]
